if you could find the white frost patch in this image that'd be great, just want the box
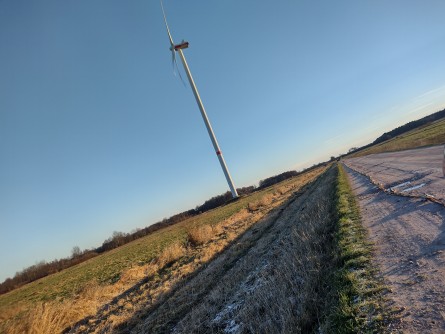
[225,320,240,334]
[212,301,243,333]
[389,181,411,191]
[212,262,269,333]
[402,183,426,192]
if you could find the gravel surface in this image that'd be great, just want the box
[345,145,445,204]
[343,164,445,333]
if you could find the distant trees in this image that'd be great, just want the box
[348,147,358,153]
[71,246,81,258]
[100,231,127,251]
[258,171,299,189]
[195,186,256,213]
[0,249,98,294]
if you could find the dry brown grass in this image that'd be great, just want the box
[156,241,187,268]
[276,185,289,195]
[2,224,230,334]
[1,166,328,334]
[29,300,102,334]
[185,225,215,246]
[66,202,284,332]
[119,264,153,285]
[247,193,275,212]
[165,167,338,334]
[234,199,336,333]
[2,283,109,334]
[122,168,333,333]
[1,249,186,334]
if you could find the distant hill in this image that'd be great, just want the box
[347,108,445,156]
[372,108,445,145]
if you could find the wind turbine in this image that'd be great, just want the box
[160,1,239,199]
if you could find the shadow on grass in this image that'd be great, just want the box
[63,184,309,334]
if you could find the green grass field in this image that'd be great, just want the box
[350,118,445,157]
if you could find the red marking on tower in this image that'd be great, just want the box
[216,150,222,156]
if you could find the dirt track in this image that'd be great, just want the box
[343,164,445,333]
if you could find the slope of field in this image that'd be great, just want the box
[0,166,326,334]
[350,118,445,157]
[66,165,390,334]
[71,168,337,333]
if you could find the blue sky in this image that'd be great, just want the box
[1,0,445,281]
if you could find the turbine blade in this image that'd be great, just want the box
[174,56,186,86]
[160,0,174,47]
[160,0,185,86]
[170,47,185,85]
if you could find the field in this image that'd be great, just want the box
[350,118,445,157]
[109,165,389,334]
[0,166,327,333]
[3,116,442,333]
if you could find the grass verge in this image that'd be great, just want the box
[325,164,392,333]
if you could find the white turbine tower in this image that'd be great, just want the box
[160,1,239,199]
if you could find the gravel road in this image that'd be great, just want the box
[343,159,445,333]
[344,145,445,204]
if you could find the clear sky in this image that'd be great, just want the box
[1,0,445,282]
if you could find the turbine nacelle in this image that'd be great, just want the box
[172,40,189,51]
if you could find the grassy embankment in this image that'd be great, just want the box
[125,164,393,334]
[1,162,397,333]
[0,166,326,334]
[129,166,339,333]
[326,164,392,333]
[351,117,445,157]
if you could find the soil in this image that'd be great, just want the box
[343,164,445,333]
